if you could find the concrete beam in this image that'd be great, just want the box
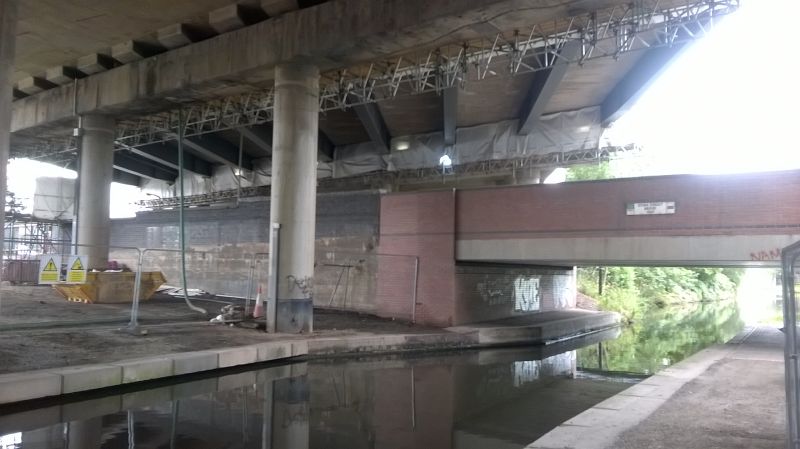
[601,44,686,127]
[113,152,178,181]
[11,88,26,100]
[17,76,56,95]
[239,124,272,156]
[12,0,622,134]
[127,142,213,176]
[443,86,458,147]
[111,40,158,64]
[354,103,390,153]
[209,4,266,33]
[0,0,17,249]
[456,234,800,268]
[209,4,247,33]
[261,0,299,17]
[112,169,141,187]
[183,134,253,170]
[76,53,117,76]
[518,40,581,134]
[45,66,81,85]
[157,23,200,49]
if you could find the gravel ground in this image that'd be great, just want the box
[0,285,440,374]
[613,327,785,449]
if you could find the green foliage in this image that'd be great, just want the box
[565,162,614,181]
[577,266,744,323]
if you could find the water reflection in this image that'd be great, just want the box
[577,299,744,375]
[0,331,630,449]
[0,300,744,449]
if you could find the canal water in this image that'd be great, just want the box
[0,300,743,449]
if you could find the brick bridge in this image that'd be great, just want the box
[377,170,800,326]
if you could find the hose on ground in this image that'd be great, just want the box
[177,107,207,315]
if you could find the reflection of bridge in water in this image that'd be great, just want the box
[4,329,635,449]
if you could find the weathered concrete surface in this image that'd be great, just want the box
[529,326,785,449]
[448,309,620,345]
[270,62,320,333]
[11,0,637,135]
[75,114,115,269]
[458,235,797,267]
[0,0,17,251]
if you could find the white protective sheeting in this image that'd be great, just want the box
[332,142,387,178]
[334,105,603,174]
[155,106,603,193]
[32,177,75,220]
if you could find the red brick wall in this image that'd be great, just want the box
[457,170,800,239]
[377,190,457,327]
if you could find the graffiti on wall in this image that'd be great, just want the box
[514,276,541,312]
[476,277,508,305]
[750,248,782,261]
[287,275,314,298]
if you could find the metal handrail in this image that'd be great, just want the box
[781,240,800,448]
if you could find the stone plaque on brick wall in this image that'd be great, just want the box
[626,201,676,215]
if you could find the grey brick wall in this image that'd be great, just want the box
[109,191,381,299]
[454,263,575,324]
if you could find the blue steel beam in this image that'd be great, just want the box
[354,103,390,153]
[443,86,458,147]
[128,142,214,177]
[183,134,254,170]
[112,169,141,187]
[238,124,273,156]
[601,44,687,127]
[113,152,178,181]
[518,40,582,134]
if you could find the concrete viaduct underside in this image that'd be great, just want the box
[0,0,741,332]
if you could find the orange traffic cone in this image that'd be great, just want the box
[253,286,264,318]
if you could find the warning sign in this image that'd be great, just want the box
[38,255,62,284]
[66,255,88,284]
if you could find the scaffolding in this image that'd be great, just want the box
[4,192,71,261]
[135,144,638,209]
[11,0,739,165]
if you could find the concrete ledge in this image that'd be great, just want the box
[256,341,292,361]
[114,357,174,384]
[172,351,219,375]
[0,371,62,404]
[59,365,123,394]
[449,311,621,345]
[217,346,258,368]
[307,332,477,356]
[0,311,620,406]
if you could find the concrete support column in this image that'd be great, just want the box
[76,115,115,269]
[269,62,319,333]
[272,376,310,449]
[0,0,18,260]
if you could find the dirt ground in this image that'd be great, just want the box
[613,327,785,449]
[0,285,440,374]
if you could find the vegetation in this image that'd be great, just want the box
[565,161,614,181]
[578,266,742,322]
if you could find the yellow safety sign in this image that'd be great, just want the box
[66,255,88,284]
[38,255,62,284]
